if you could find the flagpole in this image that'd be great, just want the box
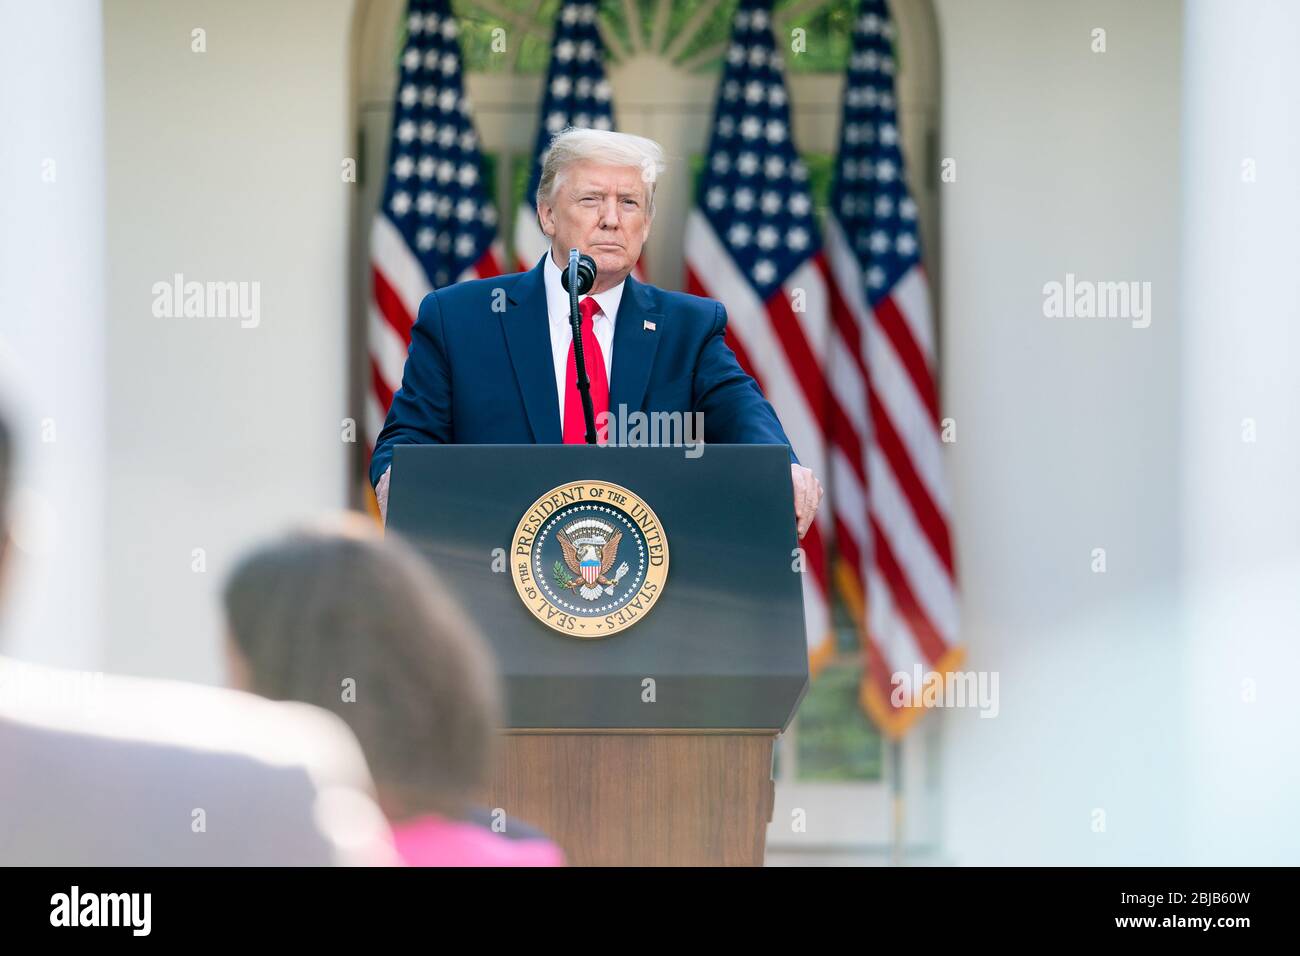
[889,738,905,865]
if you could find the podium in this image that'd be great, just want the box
[387,444,809,866]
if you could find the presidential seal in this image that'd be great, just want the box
[511,479,669,639]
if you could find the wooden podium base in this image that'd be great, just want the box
[479,730,778,867]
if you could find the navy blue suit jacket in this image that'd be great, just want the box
[370,257,797,486]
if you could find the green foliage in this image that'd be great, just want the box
[552,559,576,588]
[794,661,883,781]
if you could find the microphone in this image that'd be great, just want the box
[561,252,597,295]
[564,249,599,445]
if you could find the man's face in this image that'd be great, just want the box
[538,160,653,291]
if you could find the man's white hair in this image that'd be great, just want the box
[535,127,667,218]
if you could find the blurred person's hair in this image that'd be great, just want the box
[223,514,502,822]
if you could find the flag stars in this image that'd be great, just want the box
[712,153,732,174]
[786,226,809,251]
[416,227,434,251]
[400,84,418,107]
[393,154,414,179]
[737,152,759,175]
[403,48,421,72]
[896,233,918,256]
[741,116,762,140]
[706,186,728,210]
[397,120,416,144]
[729,222,752,247]
[760,191,782,215]
[753,259,776,284]
[764,155,785,178]
[734,188,755,211]
[744,80,766,104]
[417,191,435,216]
[390,191,411,216]
[757,225,779,249]
[900,197,918,220]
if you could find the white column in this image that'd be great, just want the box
[1181,0,1300,864]
[0,1,106,667]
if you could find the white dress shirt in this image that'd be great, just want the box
[542,252,624,425]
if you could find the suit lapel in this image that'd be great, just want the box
[501,257,563,444]
[609,273,662,415]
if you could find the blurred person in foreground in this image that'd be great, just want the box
[223,515,564,867]
[0,406,395,865]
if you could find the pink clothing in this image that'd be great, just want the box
[391,814,565,867]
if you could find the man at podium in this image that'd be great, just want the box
[370,127,822,536]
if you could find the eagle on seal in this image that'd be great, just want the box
[558,519,628,601]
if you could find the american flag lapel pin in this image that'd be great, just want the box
[643,320,656,332]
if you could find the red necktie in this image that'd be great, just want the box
[563,296,609,444]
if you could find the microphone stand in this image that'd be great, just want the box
[567,247,599,444]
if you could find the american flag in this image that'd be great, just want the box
[368,0,504,461]
[825,0,960,738]
[514,0,643,278]
[685,0,834,667]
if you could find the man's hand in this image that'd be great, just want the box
[792,463,823,539]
